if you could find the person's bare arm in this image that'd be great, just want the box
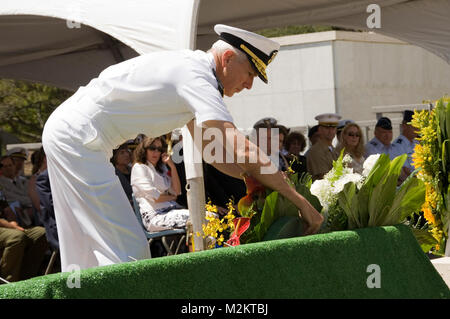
[0,217,24,231]
[186,119,323,235]
[153,194,177,203]
[161,153,182,195]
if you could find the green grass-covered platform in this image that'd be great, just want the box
[0,225,448,299]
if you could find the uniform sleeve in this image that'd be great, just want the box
[177,67,234,127]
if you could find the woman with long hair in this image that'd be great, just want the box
[131,136,189,232]
[336,123,365,174]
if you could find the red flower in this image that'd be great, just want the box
[226,217,251,246]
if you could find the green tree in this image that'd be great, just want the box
[256,25,355,38]
[0,79,73,142]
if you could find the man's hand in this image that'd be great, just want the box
[10,221,25,232]
[187,119,324,235]
[296,197,324,235]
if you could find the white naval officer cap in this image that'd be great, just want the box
[315,113,342,127]
[6,147,28,160]
[214,24,280,84]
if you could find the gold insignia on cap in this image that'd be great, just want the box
[267,51,277,65]
[240,44,268,81]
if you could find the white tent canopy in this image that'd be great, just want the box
[1,0,450,253]
[1,0,450,90]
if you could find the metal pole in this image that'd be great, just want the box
[182,124,206,251]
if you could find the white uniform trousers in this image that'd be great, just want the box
[42,106,151,272]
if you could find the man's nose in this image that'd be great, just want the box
[244,76,254,90]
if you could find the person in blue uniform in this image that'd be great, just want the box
[392,110,419,183]
[365,117,399,159]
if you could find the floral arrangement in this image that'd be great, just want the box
[411,96,450,255]
[198,145,427,249]
[199,200,236,248]
[199,161,322,247]
[310,151,365,231]
[311,150,425,234]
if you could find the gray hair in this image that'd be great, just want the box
[209,40,248,63]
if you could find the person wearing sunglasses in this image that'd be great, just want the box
[131,136,188,233]
[336,123,366,174]
[42,24,323,271]
[306,113,342,181]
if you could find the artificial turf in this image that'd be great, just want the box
[0,224,448,299]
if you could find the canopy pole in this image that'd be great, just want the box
[182,122,206,251]
[183,0,206,252]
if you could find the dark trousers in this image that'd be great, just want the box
[0,226,48,282]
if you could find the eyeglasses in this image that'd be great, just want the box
[147,145,164,152]
[346,132,361,137]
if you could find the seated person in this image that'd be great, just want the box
[28,147,47,220]
[306,113,341,180]
[0,156,34,227]
[392,110,419,183]
[253,117,289,171]
[35,168,59,252]
[0,189,48,282]
[284,131,308,176]
[203,162,246,214]
[131,136,189,232]
[336,123,366,174]
[110,143,133,206]
[6,147,28,178]
[170,130,188,208]
[304,125,320,158]
[365,117,398,159]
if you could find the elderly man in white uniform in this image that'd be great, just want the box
[43,24,324,271]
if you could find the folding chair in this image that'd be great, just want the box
[44,249,59,275]
[132,195,186,257]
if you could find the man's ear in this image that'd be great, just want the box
[221,49,235,67]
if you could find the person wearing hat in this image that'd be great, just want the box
[392,110,419,182]
[306,113,341,180]
[252,117,290,171]
[6,147,28,178]
[42,24,323,271]
[365,117,399,159]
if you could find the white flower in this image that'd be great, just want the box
[334,173,364,194]
[310,178,333,210]
[362,154,381,177]
[343,154,353,166]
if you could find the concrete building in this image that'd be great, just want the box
[224,31,450,141]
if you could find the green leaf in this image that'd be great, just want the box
[410,228,438,253]
[337,182,359,229]
[387,177,425,225]
[357,154,391,226]
[368,154,407,226]
[242,191,279,243]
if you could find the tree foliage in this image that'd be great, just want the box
[0,79,73,142]
[256,25,355,38]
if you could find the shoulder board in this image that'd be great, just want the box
[370,141,378,146]
[396,138,402,144]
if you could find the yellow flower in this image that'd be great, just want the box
[199,198,237,248]
[424,183,438,209]
[205,200,218,213]
[422,203,436,225]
